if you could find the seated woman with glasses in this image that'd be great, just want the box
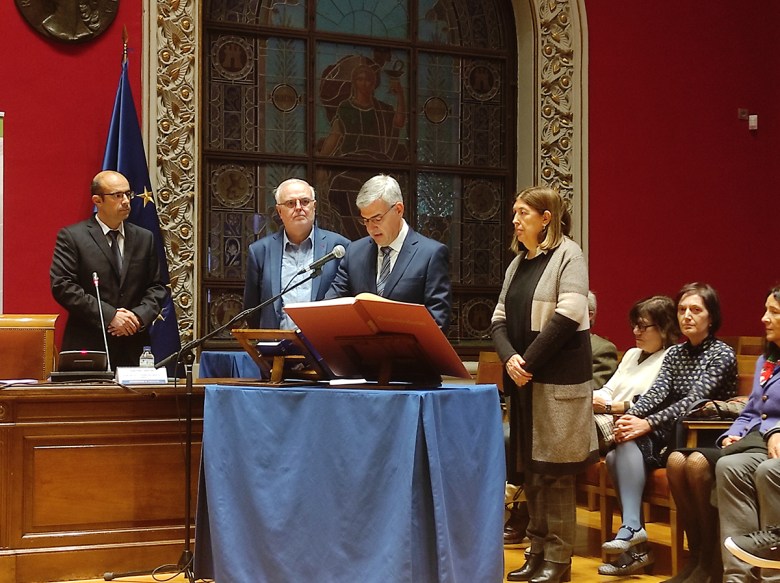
[598,282,737,576]
[593,295,680,455]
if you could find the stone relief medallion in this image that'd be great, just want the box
[15,0,118,43]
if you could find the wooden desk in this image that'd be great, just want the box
[0,382,204,583]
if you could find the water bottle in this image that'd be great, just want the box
[139,346,155,368]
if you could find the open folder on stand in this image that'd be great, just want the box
[232,294,469,385]
[283,293,469,385]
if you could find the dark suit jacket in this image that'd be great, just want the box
[50,216,169,367]
[325,228,452,331]
[243,226,350,328]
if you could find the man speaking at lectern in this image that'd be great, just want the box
[244,178,350,329]
[50,171,168,368]
[325,174,452,332]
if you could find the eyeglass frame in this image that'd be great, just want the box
[100,190,135,201]
[360,203,399,226]
[276,197,315,210]
[632,322,657,333]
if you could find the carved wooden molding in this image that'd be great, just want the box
[533,0,586,246]
[146,0,199,343]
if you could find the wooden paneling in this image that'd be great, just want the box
[0,383,203,582]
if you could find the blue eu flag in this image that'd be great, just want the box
[102,58,181,371]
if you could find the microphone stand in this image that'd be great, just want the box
[104,266,327,583]
[93,272,113,372]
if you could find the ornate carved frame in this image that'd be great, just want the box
[142,0,588,342]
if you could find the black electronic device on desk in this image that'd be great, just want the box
[49,350,115,382]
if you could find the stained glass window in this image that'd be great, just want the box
[202,0,516,349]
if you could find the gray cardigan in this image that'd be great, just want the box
[491,237,598,474]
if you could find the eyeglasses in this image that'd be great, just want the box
[633,323,656,332]
[360,203,397,226]
[100,190,135,200]
[277,198,314,210]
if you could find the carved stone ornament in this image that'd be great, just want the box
[15,0,118,43]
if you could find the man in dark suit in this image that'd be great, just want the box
[588,291,618,389]
[243,178,350,329]
[50,170,168,368]
[325,174,451,331]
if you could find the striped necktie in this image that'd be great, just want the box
[108,230,123,272]
[376,246,392,296]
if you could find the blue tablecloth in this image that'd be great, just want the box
[194,383,505,583]
[198,350,261,378]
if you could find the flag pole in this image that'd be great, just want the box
[122,25,128,64]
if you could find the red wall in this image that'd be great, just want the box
[1,2,777,351]
[586,1,780,349]
[0,2,143,340]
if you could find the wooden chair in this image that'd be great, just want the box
[737,336,764,356]
[0,314,59,381]
[476,351,504,391]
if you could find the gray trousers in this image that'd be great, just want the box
[525,471,576,563]
[715,453,780,583]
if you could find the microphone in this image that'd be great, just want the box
[93,272,113,372]
[297,244,345,275]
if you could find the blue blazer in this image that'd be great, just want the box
[243,226,350,328]
[325,228,452,331]
[719,355,780,444]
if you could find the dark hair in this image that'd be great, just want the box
[675,282,722,335]
[630,295,680,348]
[766,285,780,360]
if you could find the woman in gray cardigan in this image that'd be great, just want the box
[492,186,597,583]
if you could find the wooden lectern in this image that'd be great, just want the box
[231,328,328,383]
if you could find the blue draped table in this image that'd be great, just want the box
[194,383,505,583]
[198,350,261,378]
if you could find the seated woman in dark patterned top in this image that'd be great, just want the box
[598,282,737,575]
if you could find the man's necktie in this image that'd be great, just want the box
[376,246,392,296]
[108,230,123,272]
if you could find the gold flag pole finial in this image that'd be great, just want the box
[122,25,128,64]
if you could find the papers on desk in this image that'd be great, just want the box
[116,366,168,385]
[0,378,38,387]
[326,378,369,386]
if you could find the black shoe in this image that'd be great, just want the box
[725,525,780,569]
[598,548,655,576]
[507,553,544,581]
[504,501,530,545]
[504,523,527,545]
[528,560,571,583]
